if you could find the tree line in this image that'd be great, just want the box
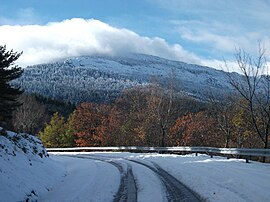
[38,85,263,149]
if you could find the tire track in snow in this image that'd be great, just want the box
[128,159,202,202]
[84,154,203,202]
[113,164,137,202]
[65,155,137,202]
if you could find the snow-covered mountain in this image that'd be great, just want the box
[13,54,239,103]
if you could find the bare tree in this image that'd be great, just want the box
[209,96,236,148]
[12,94,48,134]
[146,69,178,147]
[226,46,270,157]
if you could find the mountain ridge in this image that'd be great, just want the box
[13,53,238,103]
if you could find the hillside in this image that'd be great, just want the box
[13,54,239,103]
[0,127,64,202]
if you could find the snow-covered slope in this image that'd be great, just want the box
[13,54,239,103]
[0,127,65,202]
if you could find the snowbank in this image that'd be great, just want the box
[0,127,65,202]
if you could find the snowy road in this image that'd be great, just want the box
[40,153,201,202]
[38,155,120,202]
[2,131,270,202]
[40,152,270,202]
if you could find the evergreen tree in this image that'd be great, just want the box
[0,45,23,125]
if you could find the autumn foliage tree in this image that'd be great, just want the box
[109,79,208,147]
[113,87,151,146]
[70,102,112,146]
[39,112,74,147]
[113,83,180,147]
[169,111,220,147]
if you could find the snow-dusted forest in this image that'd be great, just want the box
[13,54,237,104]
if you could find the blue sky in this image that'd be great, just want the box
[0,0,269,70]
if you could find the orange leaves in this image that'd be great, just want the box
[169,112,219,147]
[70,102,112,147]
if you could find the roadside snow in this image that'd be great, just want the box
[0,128,65,202]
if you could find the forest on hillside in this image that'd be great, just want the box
[9,84,264,150]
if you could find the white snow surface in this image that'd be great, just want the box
[0,128,65,202]
[1,131,270,202]
[49,152,270,202]
[38,155,120,202]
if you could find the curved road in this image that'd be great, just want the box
[69,154,202,202]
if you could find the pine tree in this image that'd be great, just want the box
[0,45,23,125]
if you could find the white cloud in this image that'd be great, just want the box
[201,59,239,73]
[180,29,237,53]
[155,0,270,60]
[1,17,268,74]
[173,19,269,55]
[0,18,201,67]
